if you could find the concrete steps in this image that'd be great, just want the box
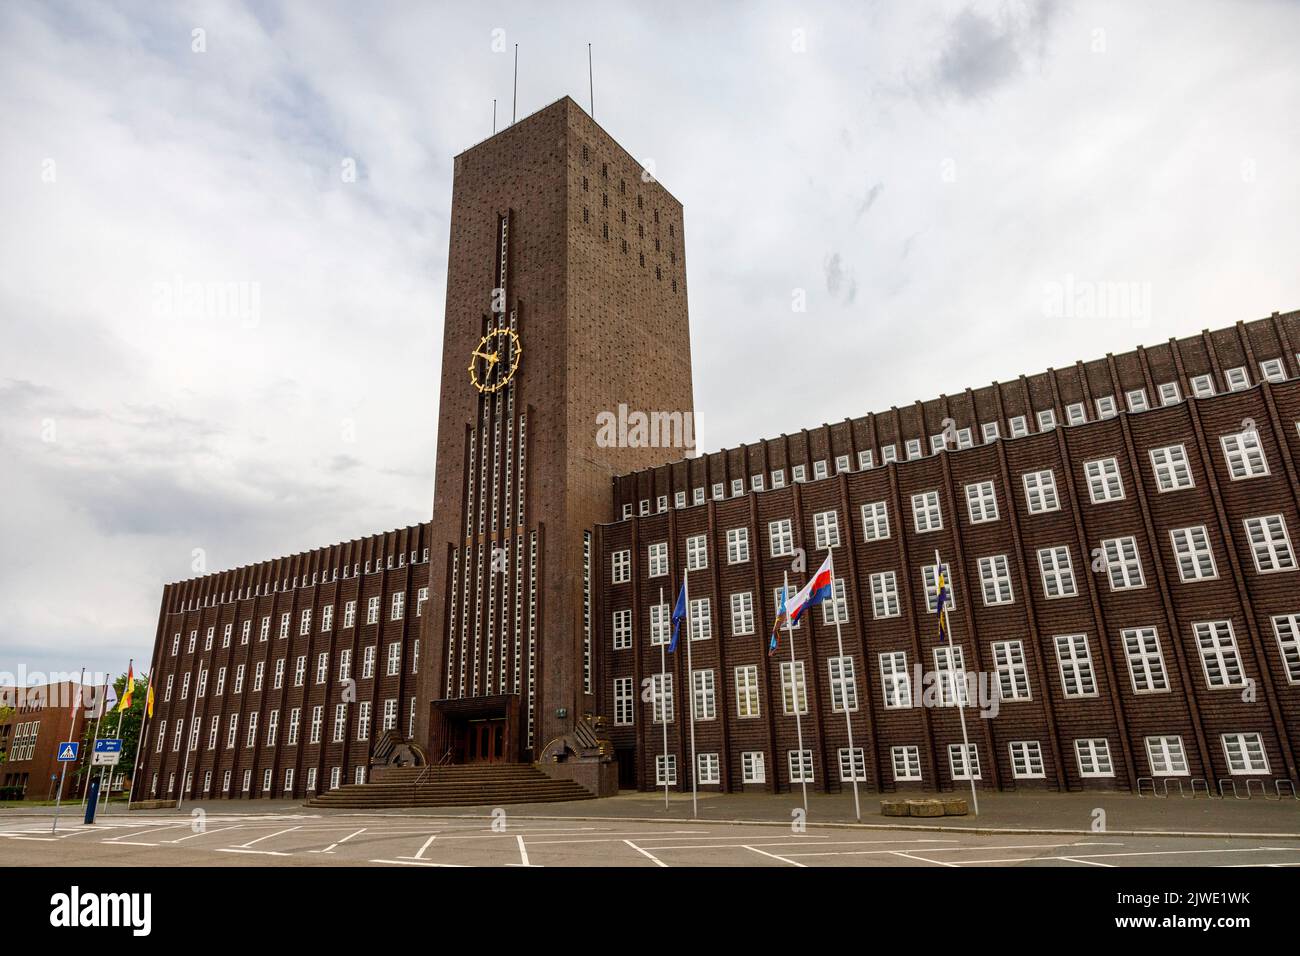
[305,763,595,809]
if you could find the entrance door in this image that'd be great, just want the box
[467,719,506,762]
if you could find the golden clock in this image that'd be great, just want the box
[467,327,522,393]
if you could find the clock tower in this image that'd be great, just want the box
[416,97,695,763]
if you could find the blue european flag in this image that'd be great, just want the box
[669,580,687,652]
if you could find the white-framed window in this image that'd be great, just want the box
[321,605,333,631]
[1054,634,1097,698]
[1022,470,1060,513]
[244,713,258,748]
[735,665,761,718]
[981,421,1000,443]
[1101,536,1145,590]
[1036,409,1057,431]
[1221,429,1268,480]
[1159,381,1181,405]
[651,672,673,724]
[362,644,375,679]
[814,460,829,479]
[780,660,808,715]
[332,703,347,742]
[933,645,966,706]
[949,743,980,780]
[675,490,687,509]
[1244,514,1296,572]
[751,474,764,492]
[1095,395,1118,419]
[343,601,356,628]
[1193,620,1245,688]
[827,655,858,712]
[892,746,922,781]
[1009,741,1045,779]
[911,491,942,533]
[742,751,766,783]
[293,655,306,687]
[357,701,371,741]
[858,450,874,470]
[1170,526,1217,581]
[259,616,271,641]
[1222,733,1269,774]
[814,510,841,549]
[1066,402,1087,426]
[1260,357,1286,382]
[1037,546,1077,598]
[880,445,897,464]
[880,651,911,708]
[299,608,312,635]
[689,598,712,641]
[1084,457,1124,503]
[771,469,787,488]
[1225,366,1250,391]
[1009,415,1028,438]
[956,427,973,449]
[788,750,814,783]
[253,661,264,692]
[1127,388,1149,413]
[338,649,352,681]
[930,433,948,454]
[614,677,634,726]
[1145,735,1189,776]
[649,602,670,646]
[613,608,633,650]
[330,766,341,790]
[1269,614,1300,683]
[712,483,724,501]
[1190,374,1215,398]
[835,454,851,473]
[640,498,651,516]
[993,640,1031,700]
[612,550,631,584]
[906,440,922,460]
[309,706,323,744]
[730,591,754,636]
[386,641,401,676]
[965,480,999,523]
[686,534,708,571]
[821,578,849,625]
[656,754,677,786]
[366,595,380,624]
[233,665,244,694]
[839,747,868,782]
[730,479,743,497]
[978,555,1014,606]
[657,495,668,513]
[1123,627,1169,693]
[921,563,954,614]
[769,519,794,557]
[1075,738,1114,777]
[621,503,633,520]
[275,613,289,640]
[792,464,807,482]
[693,487,706,505]
[692,669,716,720]
[870,571,900,618]
[647,541,668,578]
[861,501,890,541]
[240,620,250,644]
[726,528,750,564]
[697,752,721,784]
[1150,444,1194,492]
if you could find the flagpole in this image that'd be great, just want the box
[52,668,84,834]
[684,568,698,819]
[936,548,978,816]
[828,552,861,822]
[783,572,808,816]
[659,586,669,812]
[175,666,201,812]
[101,664,131,813]
[82,675,109,808]
[127,672,151,812]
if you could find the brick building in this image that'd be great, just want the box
[134,95,1299,802]
[1,681,92,799]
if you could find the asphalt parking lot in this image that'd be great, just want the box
[4,811,1300,867]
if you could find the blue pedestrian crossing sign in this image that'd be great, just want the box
[56,741,79,762]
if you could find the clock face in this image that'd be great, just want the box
[467,327,522,393]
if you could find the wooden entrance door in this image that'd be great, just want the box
[467,719,506,763]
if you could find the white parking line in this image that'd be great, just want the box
[162,825,244,844]
[214,848,291,857]
[624,839,668,867]
[889,850,958,867]
[405,835,437,861]
[743,845,805,867]
[370,858,465,867]
[311,828,367,854]
[233,825,302,848]
[1058,857,1114,867]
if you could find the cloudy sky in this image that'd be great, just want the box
[2,0,1297,683]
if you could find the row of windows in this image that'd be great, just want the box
[169,589,428,656]
[171,549,431,613]
[614,612,1300,727]
[5,720,40,762]
[617,359,1300,519]
[153,697,419,754]
[621,424,1274,523]
[152,763,367,799]
[160,641,420,704]
[649,733,1273,785]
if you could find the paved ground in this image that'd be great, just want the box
[2,801,1298,867]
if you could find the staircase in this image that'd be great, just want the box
[305,763,595,810]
